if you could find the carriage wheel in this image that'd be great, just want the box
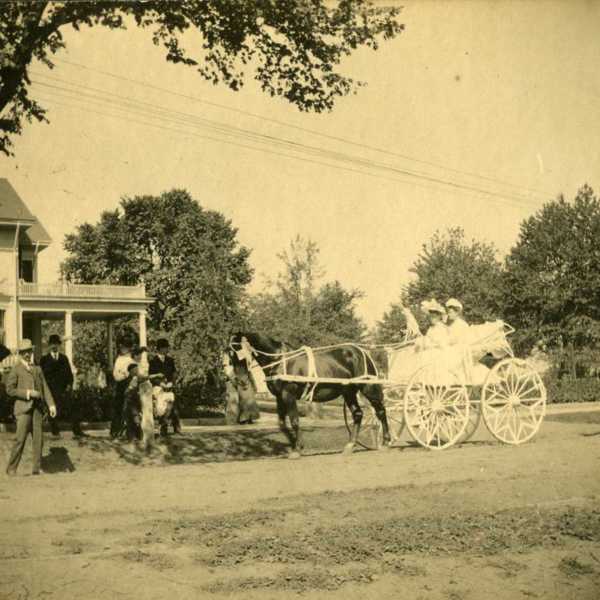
[481,358,546,445]
[343,394,383,450]
[403,366,470,450]
[383,385,406,444]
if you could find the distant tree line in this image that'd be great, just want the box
[376,184,600,383]
[58,184,600,410]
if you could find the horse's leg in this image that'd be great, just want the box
[343,387,362,456]
[363,384,392,448]
[275,389,299,458]
[283,387,302,458]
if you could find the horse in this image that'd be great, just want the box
[228,332,392,458]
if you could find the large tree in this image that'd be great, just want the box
[62,189,252,383]
[0,1,403,155]
[246,235,366,346]
[405,227,504,322]
[503,184,600,360]
[375,227,504,343]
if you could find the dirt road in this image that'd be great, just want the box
[1,414,599,600]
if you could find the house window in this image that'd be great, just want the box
[19,259,34,283]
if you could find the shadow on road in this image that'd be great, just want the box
[67,429,298,466]
[41,447,76,473]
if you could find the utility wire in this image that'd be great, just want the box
[52,57,553,198]
[31,74,549,208]
[34,91,536,211]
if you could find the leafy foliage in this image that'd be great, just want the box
[373,303,411,344]
[404,227,504,323]
[376,227,504,343]
[41,317,136,375]
[0,0,403,155]
[246,235,366,346]
[503,184,600,356]
[61,189,252,384]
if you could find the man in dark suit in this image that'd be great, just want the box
[40,334,83,438]
[5,339,56,476]
[148,338,182,436]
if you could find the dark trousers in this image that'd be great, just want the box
[48,389,81,435]
[159,402,181,434]
[6,407,44,474]
[125,394,142,442]
[110,381,128,437]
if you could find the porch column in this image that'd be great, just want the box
[107,319,114,368]
[64,310,74,367]
[31,316,42,364]
[138,310,147,347]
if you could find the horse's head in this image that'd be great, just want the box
[227,332,283,369]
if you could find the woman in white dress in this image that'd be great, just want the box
[417,300,449,351]
[388,300,450,384]
[445,298,470,345]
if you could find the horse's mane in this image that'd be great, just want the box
[235,331,283,354]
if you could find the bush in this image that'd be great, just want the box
[55,380,227,422]
[543,372,600,404]
[174,379,226,418]
[66,385,114,422]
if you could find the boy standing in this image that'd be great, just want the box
[124,362,142,443]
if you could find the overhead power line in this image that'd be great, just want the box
[33,90,538,211]
[52,57,554,199]
[31,71,550,209]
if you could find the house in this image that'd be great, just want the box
[0,179,153,373]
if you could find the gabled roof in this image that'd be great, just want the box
[0,178,36,223]
[20,221,52,246]
[0,178,52,247]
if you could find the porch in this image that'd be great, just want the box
[16,280,153,371]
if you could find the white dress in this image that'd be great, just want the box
[389,323,454,385]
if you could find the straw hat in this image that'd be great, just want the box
[445,298,463,311]
[421,299,446,315]
[18,339,34,353]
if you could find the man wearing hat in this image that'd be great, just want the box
[445,298,471,345]
[40,334,81,438]
[111,338,134,439]
[149,338,182,436]
[5,339,56,476]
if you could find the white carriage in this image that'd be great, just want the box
[348,320,547,451]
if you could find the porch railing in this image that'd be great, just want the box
[18,280,147,300]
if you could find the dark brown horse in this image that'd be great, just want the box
[228,333,392,458]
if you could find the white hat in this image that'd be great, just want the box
[422,299,446,315]
[445,298,463,311]
[18,339,34,353]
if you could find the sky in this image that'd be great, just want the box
[2,0,599,326]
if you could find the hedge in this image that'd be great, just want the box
[543,373,600,404]
[0,381,227,423]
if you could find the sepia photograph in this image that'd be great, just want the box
[0,1,599,598]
